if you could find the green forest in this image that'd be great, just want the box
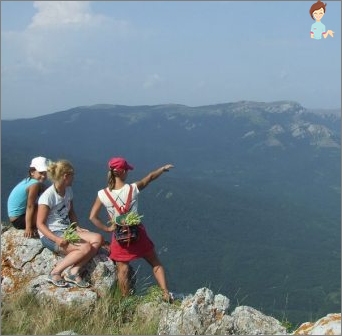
[2,102,340,326]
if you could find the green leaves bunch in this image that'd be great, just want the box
[124,212,144,226]
[63,222,81,243]
[107,212,144,227]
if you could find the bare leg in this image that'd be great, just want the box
[78,231,103,258]
[67,231,103,275]
[143,249,172,301]
[51,232,102,282]
[116,261,130,296]
[51,240,93,275]
[47,232,103,286]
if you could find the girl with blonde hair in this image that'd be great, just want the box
[37,159,103,287]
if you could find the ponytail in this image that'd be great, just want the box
[107,170,116,191]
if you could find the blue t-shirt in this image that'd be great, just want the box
[7,178,40,217]
[311,21,326,40]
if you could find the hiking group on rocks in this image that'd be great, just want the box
[6,155,174,301]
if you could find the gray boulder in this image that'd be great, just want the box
[1,226,117,306]
[231,306,287,335]
[156,287,287,335]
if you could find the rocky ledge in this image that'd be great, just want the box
[1,226,340,335]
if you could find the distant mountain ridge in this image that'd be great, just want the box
[1,100,340,325]
[2,100,340,198]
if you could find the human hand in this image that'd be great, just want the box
[58,238,69,249]
[76,226,89,233]
[328,30,334,37]
[24,228,35,238]
[324,30,334,38]
[162,164,174,172]
[107,223,116,232]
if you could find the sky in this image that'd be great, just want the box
[1,1,341,120]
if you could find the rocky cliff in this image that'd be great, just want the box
[1,225,340,335]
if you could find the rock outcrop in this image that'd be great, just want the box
[136,287,287,335]
[1,226,117,305]
[2,225,341,335]
[138,289,341,335]
[292,313,341,335]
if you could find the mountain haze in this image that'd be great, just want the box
[1,100,340,325]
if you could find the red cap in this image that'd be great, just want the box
[108,157,134,171]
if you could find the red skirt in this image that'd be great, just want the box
[109,224,155,262]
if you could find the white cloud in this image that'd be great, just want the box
[1,1,143,119]
[1,1,133,76]
[29,1,97,29]
[27,1,132,35]
[143,74,163,89]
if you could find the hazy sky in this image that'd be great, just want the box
[1,1,341,120]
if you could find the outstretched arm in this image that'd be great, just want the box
[323,29,334,38]
[135,164,174,191]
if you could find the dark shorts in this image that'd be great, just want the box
[40,231,65,253]
[11,214,26,230]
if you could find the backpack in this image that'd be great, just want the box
[103,185,139,246]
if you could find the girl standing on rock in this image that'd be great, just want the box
[89,156,174,302]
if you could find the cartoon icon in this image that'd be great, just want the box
[310,0,334,39]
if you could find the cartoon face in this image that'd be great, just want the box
[313,8,325,20]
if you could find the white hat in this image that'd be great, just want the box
[30,156,48,172]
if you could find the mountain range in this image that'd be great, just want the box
[1,100,340,325]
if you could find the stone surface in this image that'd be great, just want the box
[292,313,341,335]
[157,287,287,335]
[2,226,340,335]
[1,227,116,305]
[231,305,287,335]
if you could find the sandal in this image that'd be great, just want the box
[63,269,90,288]
[47,273,68,287]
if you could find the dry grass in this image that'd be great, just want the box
[1,286,163,335]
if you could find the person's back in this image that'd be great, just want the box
[7,156,49,238]
[98,183,139,222]
[8,178,40,218]
[89,156,175,302]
